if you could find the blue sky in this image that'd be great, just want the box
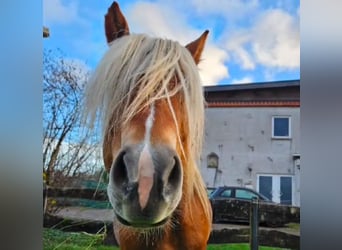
[43,0,300,86]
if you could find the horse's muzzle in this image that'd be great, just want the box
[108,144,183,227]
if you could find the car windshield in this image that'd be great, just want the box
[209,188,220,199]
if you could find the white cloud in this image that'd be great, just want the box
[231,76,254,84]
[223,9,299,71]
[199,45,229,85]
[126,1,229,85]
[252,9,300,68]
[43,0,78,25]
[226,32,255,70]
[127,2,175,38]
[43,0,300,86]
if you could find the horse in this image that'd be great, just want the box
[84,2,212,249]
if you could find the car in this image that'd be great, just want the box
[206,187,216,196]
[209,186,292,227]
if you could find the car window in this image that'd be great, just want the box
[220,189,232,198]
[235,189,259,200]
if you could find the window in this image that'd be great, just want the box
[220,189,232,198]
[235,189,259,200]
[272,116,291,138]
[207,152,219,168]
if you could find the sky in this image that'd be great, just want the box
[43,0,300,86]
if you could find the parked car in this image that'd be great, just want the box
[206,187,216,196]
[209,186,297,227]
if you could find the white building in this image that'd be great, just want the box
[200,80,300,206]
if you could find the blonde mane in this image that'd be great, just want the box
[84,33,210,219]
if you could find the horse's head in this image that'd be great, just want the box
[85,1,209,229]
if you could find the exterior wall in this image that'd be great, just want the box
[200,106,300,206]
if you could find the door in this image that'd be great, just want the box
[257,175,293,205]
[259,176,273,200]
[280,176,292,205]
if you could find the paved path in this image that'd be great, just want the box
[55,207,114,223]
[54,207,299,236]
[55,207,246,230]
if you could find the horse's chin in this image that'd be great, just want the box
[115,213,169,228]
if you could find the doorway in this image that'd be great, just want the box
[257,174,293,205]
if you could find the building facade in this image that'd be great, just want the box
[200,80,300,206]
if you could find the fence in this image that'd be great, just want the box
[43,187,300,249]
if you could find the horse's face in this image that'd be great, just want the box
[101,1,208,228]
[107,97,184,227]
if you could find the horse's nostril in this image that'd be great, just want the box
[112,151,128,186]
[167,156,182,187]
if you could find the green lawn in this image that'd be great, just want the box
[286,223,300,231]
[44,228,114,250]
[43,228,292,250]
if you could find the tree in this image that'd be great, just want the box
[43,49,101,187]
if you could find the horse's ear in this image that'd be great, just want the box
[105,1,130,44]
[185,30,209,64]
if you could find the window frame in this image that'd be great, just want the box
[272,116,291,139]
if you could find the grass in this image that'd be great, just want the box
[44,228,116,250]
[286,223,300,230]
[44,228,292,250]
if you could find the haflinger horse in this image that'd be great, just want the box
[84,1,212,249]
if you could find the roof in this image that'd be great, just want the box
[204,79,300,92]
[204,79,300,108]
[206,100,300,108]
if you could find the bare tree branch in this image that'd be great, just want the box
[43,49,101,187]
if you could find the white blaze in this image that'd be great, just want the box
[137,103,155,209]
